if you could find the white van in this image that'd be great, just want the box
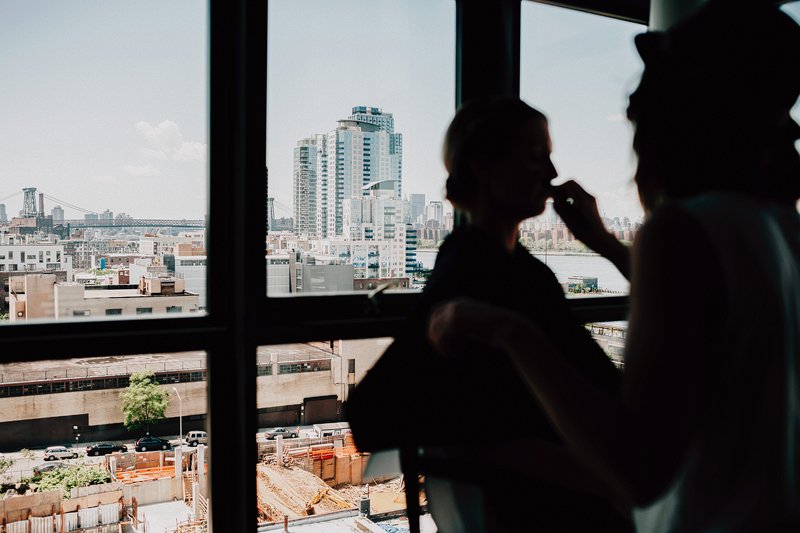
[184,431,208,446]
[312,422,351,438]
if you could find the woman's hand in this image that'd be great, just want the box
[551,180,631,280]
[551,180,610,249]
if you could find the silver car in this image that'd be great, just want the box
[265,427,298,439]
[43,446,78,461]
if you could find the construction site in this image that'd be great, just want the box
[254,433,431,532]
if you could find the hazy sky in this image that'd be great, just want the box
[0,1,208,220]
[1,1,798,221]
[266,0,456,219]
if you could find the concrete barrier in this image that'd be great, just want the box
[120,476,181,506]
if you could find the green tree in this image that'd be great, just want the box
[0,456,15,478]
[121,371,168,433]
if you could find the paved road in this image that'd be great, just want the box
[1,435,183,481]
[1,425,321,480]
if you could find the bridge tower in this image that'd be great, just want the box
[22,187,38,217]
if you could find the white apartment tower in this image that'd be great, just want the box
[348,106,403,199]
[292,106,403,239]
[426,201,444,227]
[293,137,320,236]
[338,180,412,278]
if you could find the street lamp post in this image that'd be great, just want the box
[173,387,183,445]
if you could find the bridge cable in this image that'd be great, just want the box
[41,193,97,215]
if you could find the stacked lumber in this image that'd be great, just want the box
[255,463,354,524]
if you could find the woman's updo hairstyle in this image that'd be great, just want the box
[627,0,800,208]
[443,97,546,209]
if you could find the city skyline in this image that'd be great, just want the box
[2,1,798,221]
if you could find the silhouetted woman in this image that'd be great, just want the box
[348,98,631,532]
[430,2,800,530]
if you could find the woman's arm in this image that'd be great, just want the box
[430,205,718,505]
[551,180,631,280]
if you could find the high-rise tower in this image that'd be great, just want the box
[293,137,320,236]
[410,193,426,224]
[292,107,403,238]
[348,106,402,198]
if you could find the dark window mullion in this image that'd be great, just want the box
[0,319,223,362]
[255,295,628,346]
[207,0,264,529]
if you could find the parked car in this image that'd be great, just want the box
[85,442,127,456]
[134,436,171,452]
[34,462,67,476]
[43,446,78,461]
[184,431,208,447]
[265,427,298,439]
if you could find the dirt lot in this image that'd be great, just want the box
[256,463,353,523]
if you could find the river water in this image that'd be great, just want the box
[416,249,630,293]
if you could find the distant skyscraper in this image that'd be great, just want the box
[425,201,443,226]
[0,203,7,223]
[52,205,64,223]
[410,193,426,224]
[349,106,403,198]
[100,209,113,220]
[85,213,99,222]
[293,106,403,238]
[293,137,320,236]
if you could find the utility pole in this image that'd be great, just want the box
[173,387,183,444]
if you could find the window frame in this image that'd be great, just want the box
[0,1,642,531]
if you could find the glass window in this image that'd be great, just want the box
[0,0,208,324]
[266,0,454,295]
[0,349,206,528]
[520,3,645,297]
[256,338,396,526]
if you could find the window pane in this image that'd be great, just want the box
[255,339,434,529]
[266,0,454,295]
[0,351,208,530]
[520,3,645,297]
[0,0,208,324]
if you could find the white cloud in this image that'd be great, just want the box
[135,120,207,162]
[174,141,206,162]
[124,164,162,177]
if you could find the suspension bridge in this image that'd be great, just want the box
[60,218,205,229]
[0,189,206,229]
